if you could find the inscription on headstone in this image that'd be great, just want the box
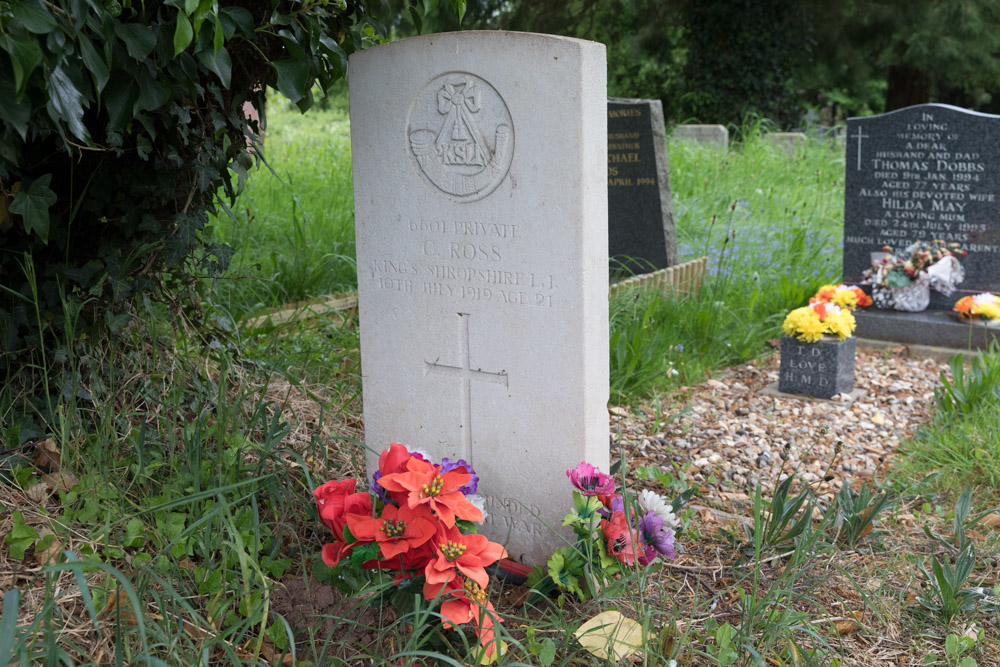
[843,104,1000,309]
[778,337,855,400]
[350,31,610,564]
[607,98,677,274]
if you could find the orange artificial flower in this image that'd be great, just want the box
[424,578,503,656]
[425,524,507,590]
[379,457,483,527]
[346,503,436,559]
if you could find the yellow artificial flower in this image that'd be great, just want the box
[977,301,1000,320]
[825,309,856,340]
[783,307,825,342]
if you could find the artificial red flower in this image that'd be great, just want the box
[321,541,353,567]
[425,578,502,657]
[425,524,507,590]
[314,480,373,539]
[601,510,640,565]
[379,442,413,477]
[347,503,436,559]
[378,457,482,527]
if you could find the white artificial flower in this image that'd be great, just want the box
[638,489,679,530]
[466,494,488,522]
[973,292,997,305]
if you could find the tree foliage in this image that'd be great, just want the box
[0,0,460,375]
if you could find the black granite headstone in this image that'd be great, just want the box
[608,98,677,276]
[843,104,1000,310]
[778,337,856,400]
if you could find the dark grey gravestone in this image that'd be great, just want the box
[843,104,1000,349]
[778,337,856,400]
[843,104,1000,309]
[608,98,677,276]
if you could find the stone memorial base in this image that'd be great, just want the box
[855,310,1000,350]
[778,336,855,400]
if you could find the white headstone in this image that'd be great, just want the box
[349,31,610,564]
[671,124,729,148]
[765,131,807,155]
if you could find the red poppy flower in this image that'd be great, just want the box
[601,510,640,565]
[347,503,436,560]
[423,523,507,590]
[378,457,482,527]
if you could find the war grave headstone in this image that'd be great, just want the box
[765,132,807,155]
[671,124,729,148]
[607,98,678,275]
[843,104,1000,348]
[349,31,610,564]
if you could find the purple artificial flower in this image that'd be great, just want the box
[566,462,615,496]
[440,457,479,495]
[639,511,677,560]
[369,470,392,504]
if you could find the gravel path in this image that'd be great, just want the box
[613,348,949,502]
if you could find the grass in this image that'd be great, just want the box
[4,101,1000,665]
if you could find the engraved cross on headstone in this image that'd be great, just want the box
[424,312,508,463]
[851,126,869,170]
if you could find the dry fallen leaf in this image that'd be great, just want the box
[980,513,1000,530]
[26,483,50,504]
[832,618,860,635]
[41,471,77,493]
[101,590,138,626]
[697,508,716,524]
[574,610,644,661]
[33,438,60,471]
[34,529,61,567]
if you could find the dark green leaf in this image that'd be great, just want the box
[450,0,466,24]
[10,0,58,34]
[0,589,19,666]
[78,35,110,93]
[10,174,57,244]
[219,6,253,38]
[184,0,197,13]
[196,45,231,87]
[115,23,158,60]
[213,14,223,52]
[0,79,30,139]
[48,65,91,143]
[104,71,136,129]
[0,35,43,95]
[134,72,173,113]
[173,11,194,56]
[270,58,309,103]
[408,6,422,34]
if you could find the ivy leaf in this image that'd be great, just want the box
[10,174,57,244]
[0,78,31,139]
[116,23,158,60]
[10,0,57,34]
[271,58,309,103]
[134,71,173,113]
[48,65,91,143]
[173,12,194,56]
[78,35,110,93]
[219,6,253,38]
[0,35,43,96]
[196,46,231,87]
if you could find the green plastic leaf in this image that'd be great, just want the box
[115,23,158,60]
[10,0,57,34]
[48,65,91,143]
[173,12,194,56]
[10,174,57,244]
[271,58,309,103]
[78,35,110,93]
[0,35,43,96]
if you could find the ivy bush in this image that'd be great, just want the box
[0,0,461,378]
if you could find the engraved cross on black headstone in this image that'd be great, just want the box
[425,312,508,463]
[851,126,869,170]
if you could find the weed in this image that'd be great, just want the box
[935,345,1000,417]
[832,479,893,547]
[745,475,814,549]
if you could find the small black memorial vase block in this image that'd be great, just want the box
[778,336,856,400]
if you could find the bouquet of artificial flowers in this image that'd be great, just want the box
[782,301,856,343]
[315,443,506,656]
[954,293,1000,322]
[863,240,967,310]
[810,284,872,310]
[526,462,684,602]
